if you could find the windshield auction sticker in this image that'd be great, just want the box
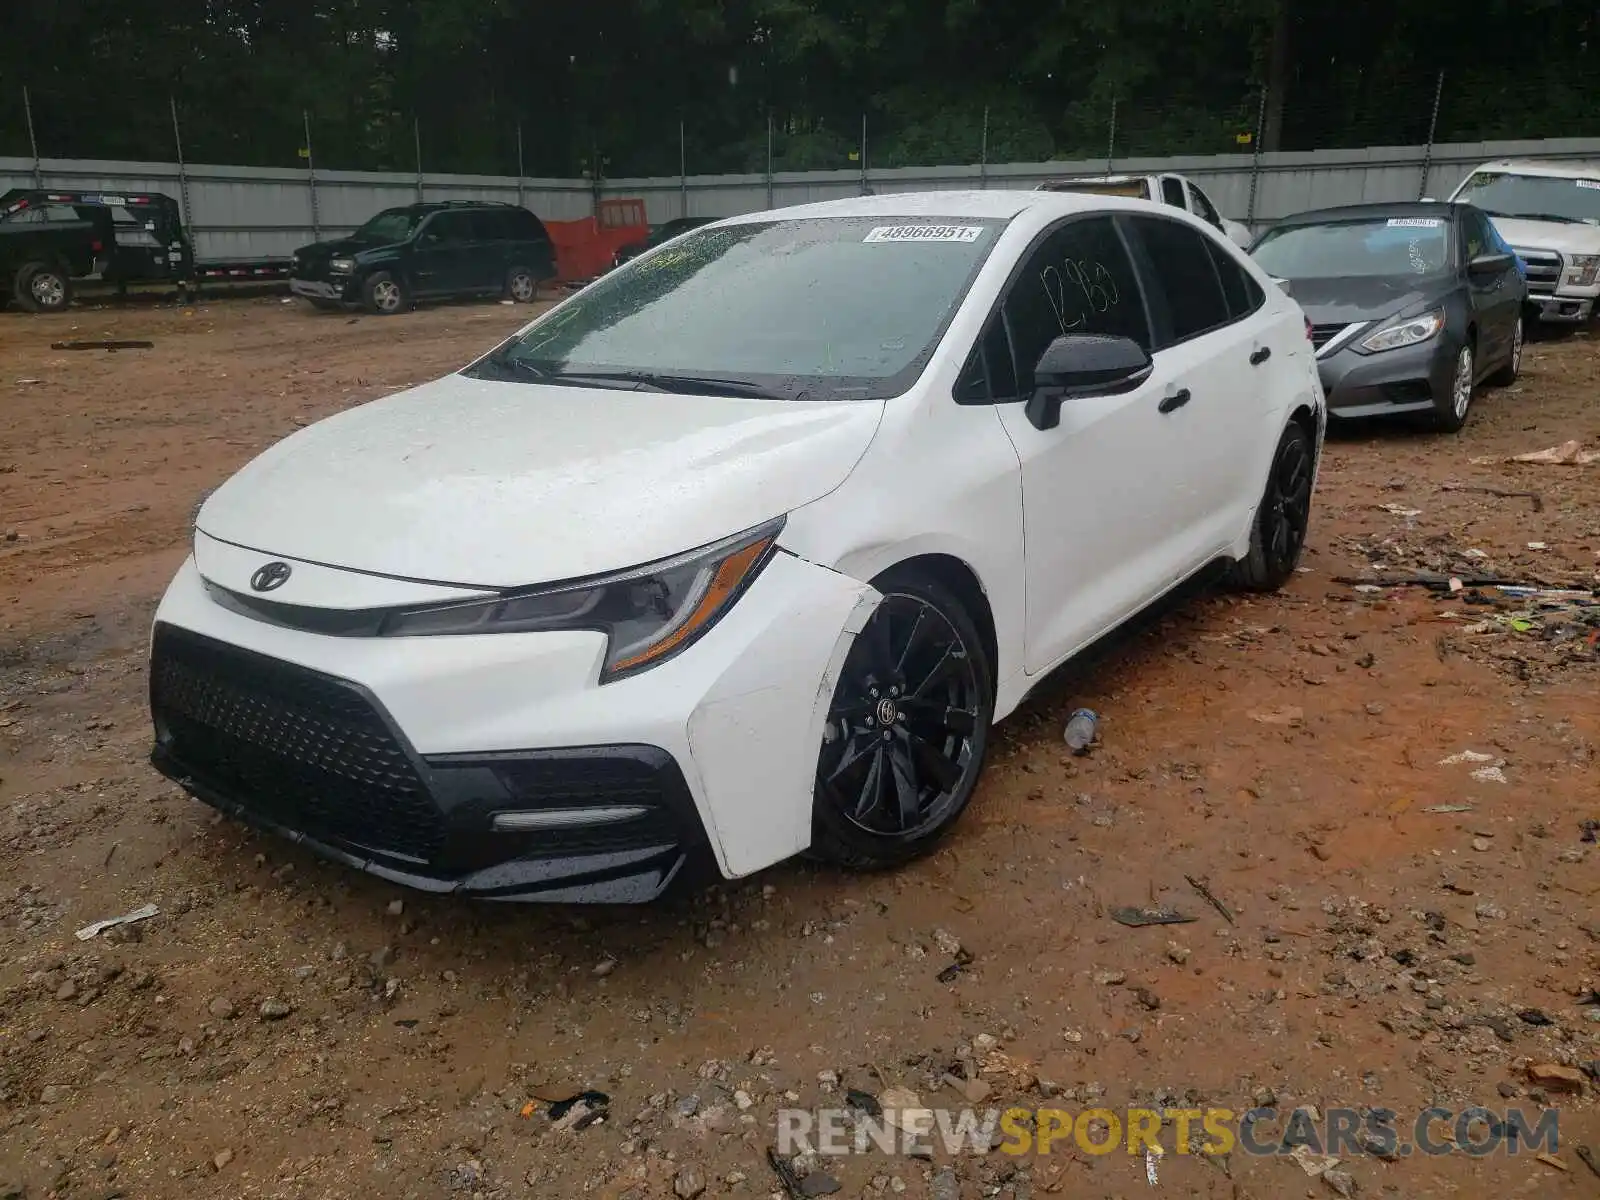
[864,225,984,243]
[1387,218,1442,228]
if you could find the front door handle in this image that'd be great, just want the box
[1249,346,1272,366]
[1158,388,1192,414]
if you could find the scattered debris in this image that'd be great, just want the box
[844,1088,881,1117]
[74,902,158,941]
[1110,906,1195,928]
[545,1089,610,1122]
[1576,1145,1600,1182]
[1440,481,1544,510]
[767,1148,808,1200]
[1535,1152,1568,1172]
[877,1086,925,1133]
[1248,704,1305,727]
[1422,804,1474,814]
[1144,1146,1161,1185]
[49,339,155,351]
[1438,750,1495,766]
[1376,502,1422,517]
[1517,1008,1554,1026]
[1524,1063,1585,1094]
[1510,439,1600,466]
[1581,820,1598,844]
[1063,708,1099,755]
[1185,874,1236,925]
[1289,1144,1340,1177]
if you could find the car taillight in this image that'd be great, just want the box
[1304,316,1314,342]
[91,239,103,253]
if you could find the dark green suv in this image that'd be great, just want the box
[290,202,556,315]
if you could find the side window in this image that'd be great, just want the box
[1160,177,1187,208]
[1462,211,1490,261]
[1002,216,1150,394]
[954,318,1019,403]
[423,212,474,244]
[472,210,511,240]
[1126,216,1232,347]
[1205,240,1265,321]
[506,208,543,241]
[1188,183,1225,231]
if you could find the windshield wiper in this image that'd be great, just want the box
[540,369,791,400]
[1511,212,1582,225]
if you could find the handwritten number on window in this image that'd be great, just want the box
[1039,257,1120,335]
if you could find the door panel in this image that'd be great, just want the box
[979,214,1193,672]
[409,212,479,295]
[1122,215,1275,565]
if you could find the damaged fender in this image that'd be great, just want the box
[687,552,880,877]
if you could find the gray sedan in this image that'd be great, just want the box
[1250,202,1526,432]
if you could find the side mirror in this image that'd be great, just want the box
[1025,334,1154,431]
[1468,251,1512,277]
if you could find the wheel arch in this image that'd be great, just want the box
[868,552,999,703]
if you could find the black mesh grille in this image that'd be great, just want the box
[150,626,445,861]
[1309,322,1348,349]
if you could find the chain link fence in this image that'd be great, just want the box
[5,68,1600,185]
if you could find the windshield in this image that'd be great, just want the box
[352,209,420,242]
[1252,217,1452,279]
[467,216,1005,401]
[1454,171,1600,224]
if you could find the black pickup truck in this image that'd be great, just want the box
[0,189,291,311]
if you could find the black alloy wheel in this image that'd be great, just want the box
[810,575,992,867]
[1229,420,1314,592]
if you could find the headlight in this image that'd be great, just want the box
[1361,309,1444,353]
[329,257,355,273]
[378,518,784,681]
[1565,254,1599,287]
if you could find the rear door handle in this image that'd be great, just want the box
[1249,346,1272,366]
[1158,388,1192,414]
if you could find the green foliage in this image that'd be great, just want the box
[0,0,1595,175]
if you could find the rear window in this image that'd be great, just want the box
[1038,179,1150,200]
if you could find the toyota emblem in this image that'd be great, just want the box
[250,561,292,593]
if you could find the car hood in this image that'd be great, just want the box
[1482,216,1600,255]
[195,375,884,588]
[294,236,398,260]
[1282,275,1450,326]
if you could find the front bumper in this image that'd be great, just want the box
[289,276,355,302]
[1317,333,1458,420]
[1527,293,1594,323]
[148,553,877,900]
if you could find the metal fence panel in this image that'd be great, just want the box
[5,136,1600,263]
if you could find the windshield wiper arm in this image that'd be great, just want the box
[1514,212,1582,224]
[542,370,790,399]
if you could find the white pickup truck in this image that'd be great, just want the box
[1035,173,1253,248]
[1447,159,1600,325]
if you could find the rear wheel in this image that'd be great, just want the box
[809,572,993,869]
[361,271,406,315]
[1229,420,1314,592]
[1488,318,1522,387]
[1434,341,1475,432]
[13,261,71,313]
[504,265,539,303]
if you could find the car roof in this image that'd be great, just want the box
[1467,159,1600,180]
[719,188,1163,225]
[1266,201,1467,228]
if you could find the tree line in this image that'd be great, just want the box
[2,0,1595,178]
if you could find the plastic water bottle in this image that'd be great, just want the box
[1063,708,1098,755]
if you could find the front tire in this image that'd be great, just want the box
[361,271,406,315]
[809,572,993,869]
[1434,341,1475,432]
[13,261,71,313]
[1488,318,1522,387]
[1229,420,1314,592]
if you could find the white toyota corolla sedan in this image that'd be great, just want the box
[150,190,1324,902]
